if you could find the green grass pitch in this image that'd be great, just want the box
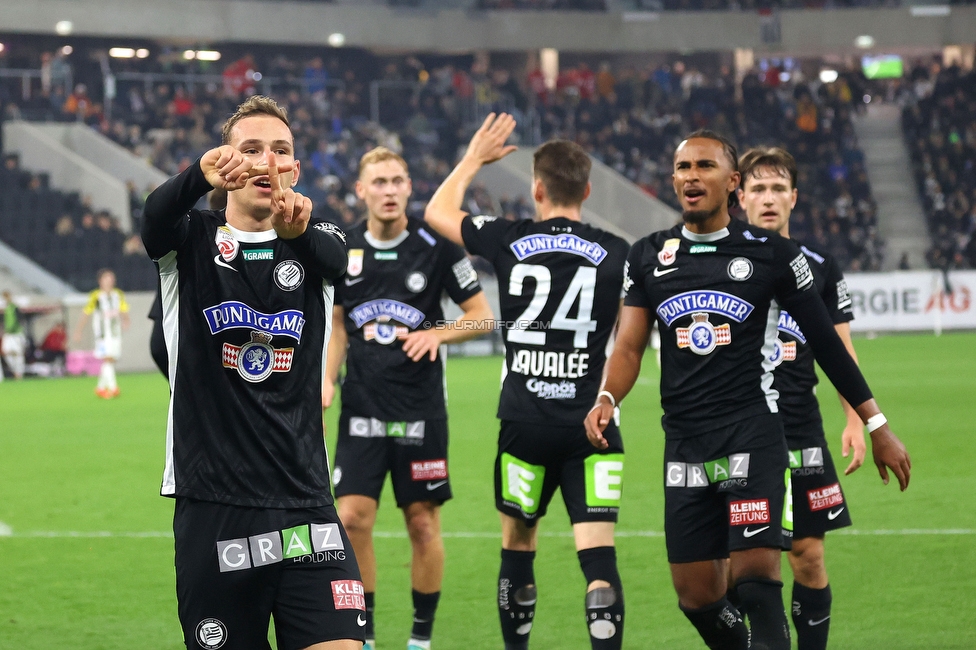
[1,332,975,648]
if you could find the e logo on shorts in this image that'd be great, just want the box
[585,454,624,508]
[501,453,545,515]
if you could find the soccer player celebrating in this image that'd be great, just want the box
[74,269,130,398]
[142,96,365,650]
[426,114,631,650]
[737,146,876,649]
[585,131,911,650]
[324,147,493,650]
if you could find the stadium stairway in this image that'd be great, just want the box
[2,121,169,233]
[474,148,679,245]
[853,103,929,270]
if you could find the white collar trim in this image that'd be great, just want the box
[226,224,277,243]
[681,226,729,242]
[365,229,409,250]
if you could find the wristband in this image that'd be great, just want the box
[597,390,616,408]
[866,413,887,433]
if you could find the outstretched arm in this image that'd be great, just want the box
[425,113,518,246]
[400,292,494,362]
[833,322,867,475]
[785,292,911,490]
[584,306,652,449]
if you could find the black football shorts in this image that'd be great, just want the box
[333,409,452,507]
[174,498,366,650]
[784,430,853,538]
[664,413,792,564]
[494,419,625,527]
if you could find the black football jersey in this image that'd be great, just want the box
[461,215,630,425]
[335,217,483,421]
[769,241,854,437]
[142,161,347,508]
[624,218,840,439]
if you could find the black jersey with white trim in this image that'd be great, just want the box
[142,160,347,508]
[770,241,854,435]
[335,217,483,421]
[461,215,629,425]
[624,218,861,439]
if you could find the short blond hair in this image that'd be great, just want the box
[221,95,290,145]
[359,147,408,178]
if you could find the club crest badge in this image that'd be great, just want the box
[347,249,364,277]
[676,313,731,356]
[222,331,294,383]
[406,272,427,293]
[658,238,680,266]
[274,261,304,291]
[727,257,753,281]
[215,226,239,262]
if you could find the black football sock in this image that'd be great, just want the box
[410,589,440,642]
[498,549,537,650]
[364,591,375,641]
[792,582,832,650]
[578,546,624,650]
[735,577,791,650]
[680,597,750,650]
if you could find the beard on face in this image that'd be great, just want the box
[681,204,720,226]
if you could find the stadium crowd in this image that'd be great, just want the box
[0,42,888,291]
[901,62,976,270]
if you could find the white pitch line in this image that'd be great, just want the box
[2,529,974,539]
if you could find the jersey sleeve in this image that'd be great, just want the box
[460,215,512,263]
[282,219,347,281]
[772,236,817,305]
[83,290,99,315]
[441,241,483,305]
[142,159,213,259]
[822,255,854,325]
[622,240,652,310]
[117,290,130,313]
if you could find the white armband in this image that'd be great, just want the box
[597,390,616,408]
[866,413,887,433]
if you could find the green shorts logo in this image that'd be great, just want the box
[782,469,794,531]
[585,454,624,508]
[501,453,545,515]
[282,525,312,559]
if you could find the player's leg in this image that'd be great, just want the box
[729,547,790,650]
[402,501,444,650]
[665,436,749,650]
[724,428,793,650]
[2,333,25,379]
[499,513,540,650]
[389,418,452,650]
[494,421,560,650]
[333,412,391,650]
[787,442,851,650]
[573,523,624,649]
[564,422,626,649]
[789,536,832,650]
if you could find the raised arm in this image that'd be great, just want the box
[584,305,653,449]
[142,146,257,259]
[425,112,518,246]
[400,292,494,362]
